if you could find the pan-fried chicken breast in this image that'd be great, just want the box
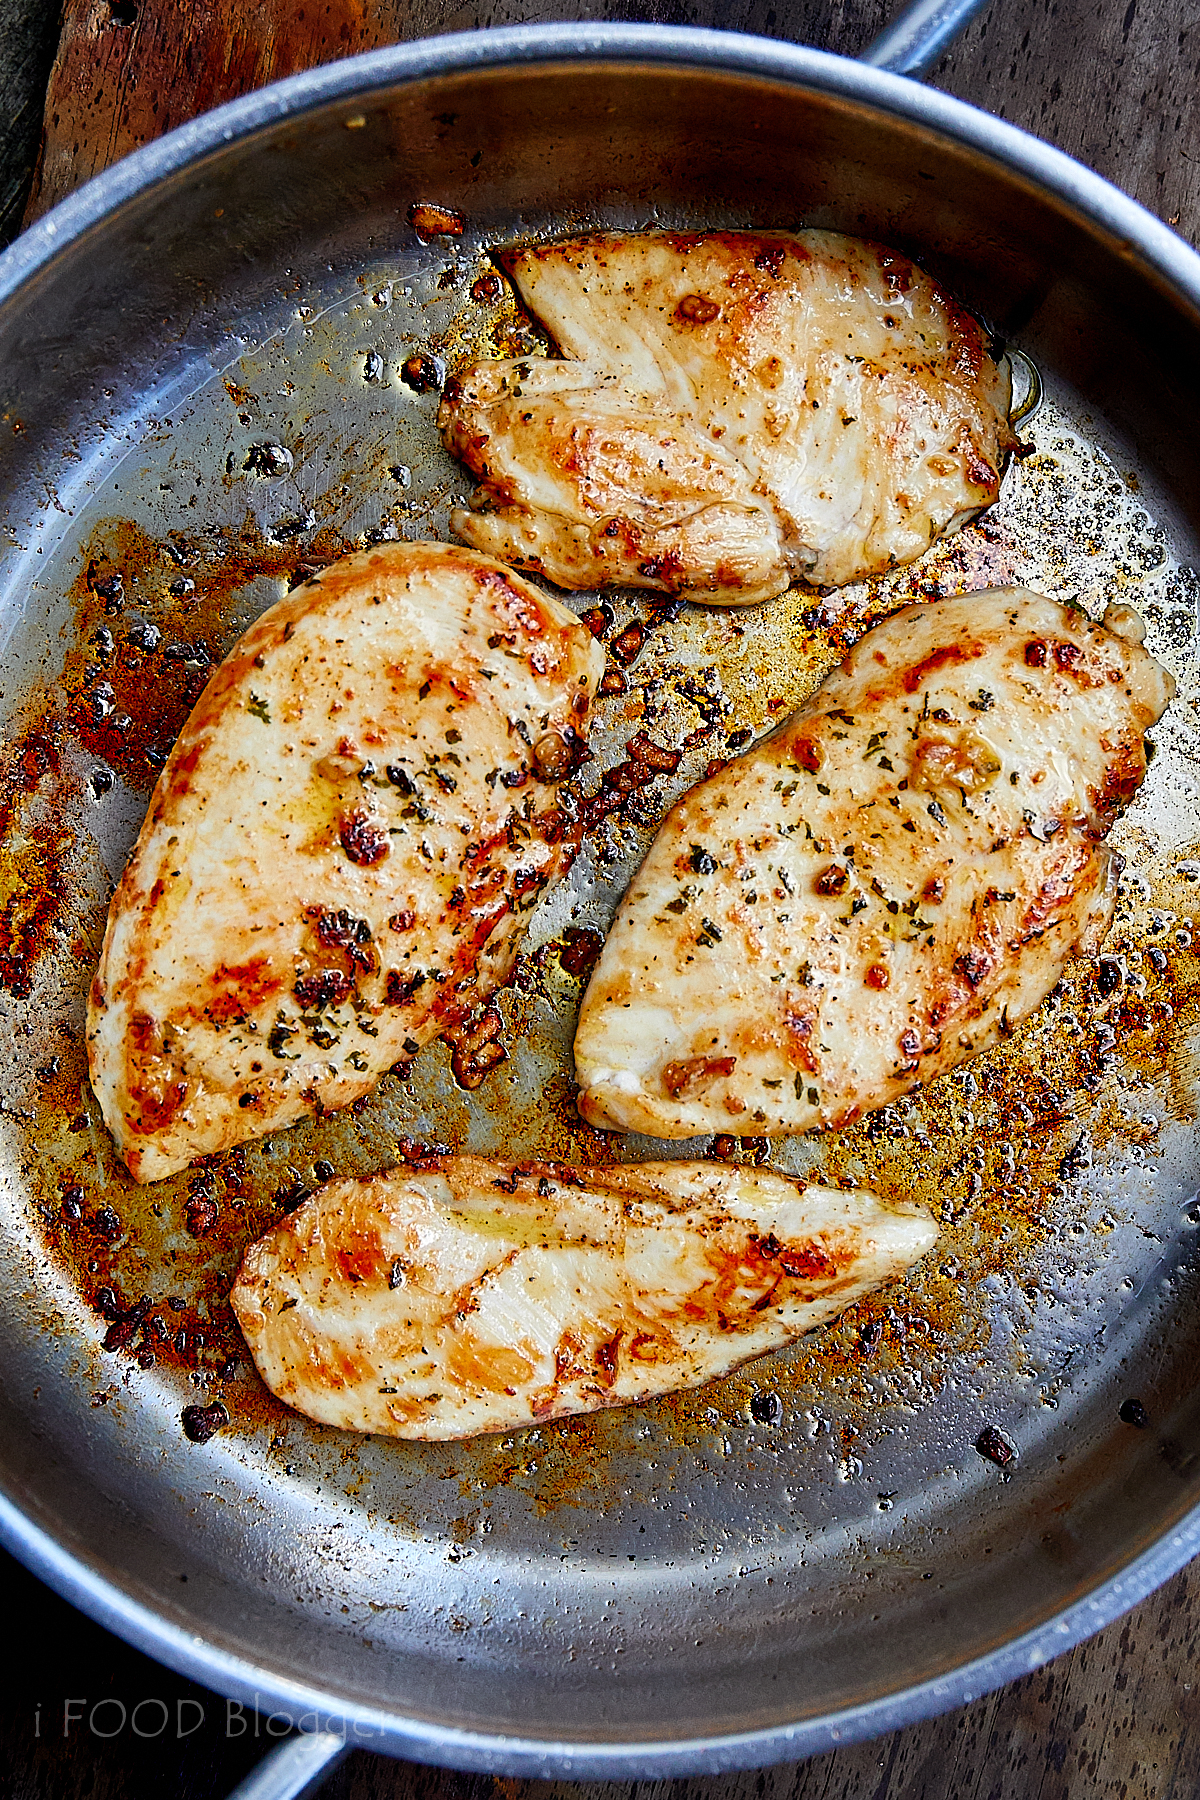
[87,543,604,1183]
[441,231,1014,604]
[230,1155,936,1438]
[574,587,1174,1139]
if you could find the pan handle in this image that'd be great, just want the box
[858,0,995,76]
[223,1730,350,1800]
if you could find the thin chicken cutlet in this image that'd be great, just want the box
[88,543,604,1182]
[574,587,1174,1139]
[441,230,1015,604]
[231,1155,936,1439]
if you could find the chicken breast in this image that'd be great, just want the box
[87,543,604,1182]
[440,230,1014,604]
[230,1155,936,1438]
[574,587,1174,1139]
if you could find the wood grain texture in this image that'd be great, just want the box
[7,0,1200,1796]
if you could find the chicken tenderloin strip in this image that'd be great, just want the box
[230,1155,936,1439]
[574,587,1174,1139]
[441,230,1014,604]
[87,543,604,1182]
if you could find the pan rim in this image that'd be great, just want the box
[1,22,1198,319]
[3,19,1200,1775]
[6,1480,1200,1774]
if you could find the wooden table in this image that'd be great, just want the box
[4,1,1200,1795]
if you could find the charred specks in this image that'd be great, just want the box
[750,1390,784,1426]
[975,1425,1016,1467]
[445,1005,506,1089]
[662,1053,736,1098]
[241,442,293,478]
[101,1294,152,1352]
[675,294,721,325]
[386,969,427,1007]
[185,1184,218,1236]
[1097,957,1124,998]
[87,562,124,607]
[407,201,465,238]
[858,1317,884,1353]
[401,354,444,394]
[90,768,114,799]
[756,1232,833,1279]
[395,1135,451,1171]
[628,731,681,775]
[690,844,717,875]
[577,732,682,831]
[93,1205,122,1243]
[814,864,848,897]
[532,728,591,782]
[274,1169,313,1212]
[310,907,375,972]
[579,603,614,639]
[339,810,390,866]
[294,968,353,1011]
[1025,637,1086,674]
[556,926,604,979]
[609,621,646,667]
[181,1401,229,1444]
[126,618,161,652]
[955,947,992,989]
[1119,1398,1149,1427]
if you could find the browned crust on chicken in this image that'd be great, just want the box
[87,543,604,1181]
[440,230,1014,603]
[230,1155,936,1439]
[574,587,1174,1138]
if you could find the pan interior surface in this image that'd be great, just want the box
[2,40,1200,1771]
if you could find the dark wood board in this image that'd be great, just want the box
[5,0,1200,1795]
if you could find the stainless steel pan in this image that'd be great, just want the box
[2,14,1200,1789]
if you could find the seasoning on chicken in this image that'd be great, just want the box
[87,543,604,1182]
[230,1155,936,1438]
[574,587,1174,1139]
[440,230,1014,604]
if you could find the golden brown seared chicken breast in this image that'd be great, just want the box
[440,231,1014,604]
[574,587,1174,1139]
[87,543,604,1183]
[230,1155,936,1439]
